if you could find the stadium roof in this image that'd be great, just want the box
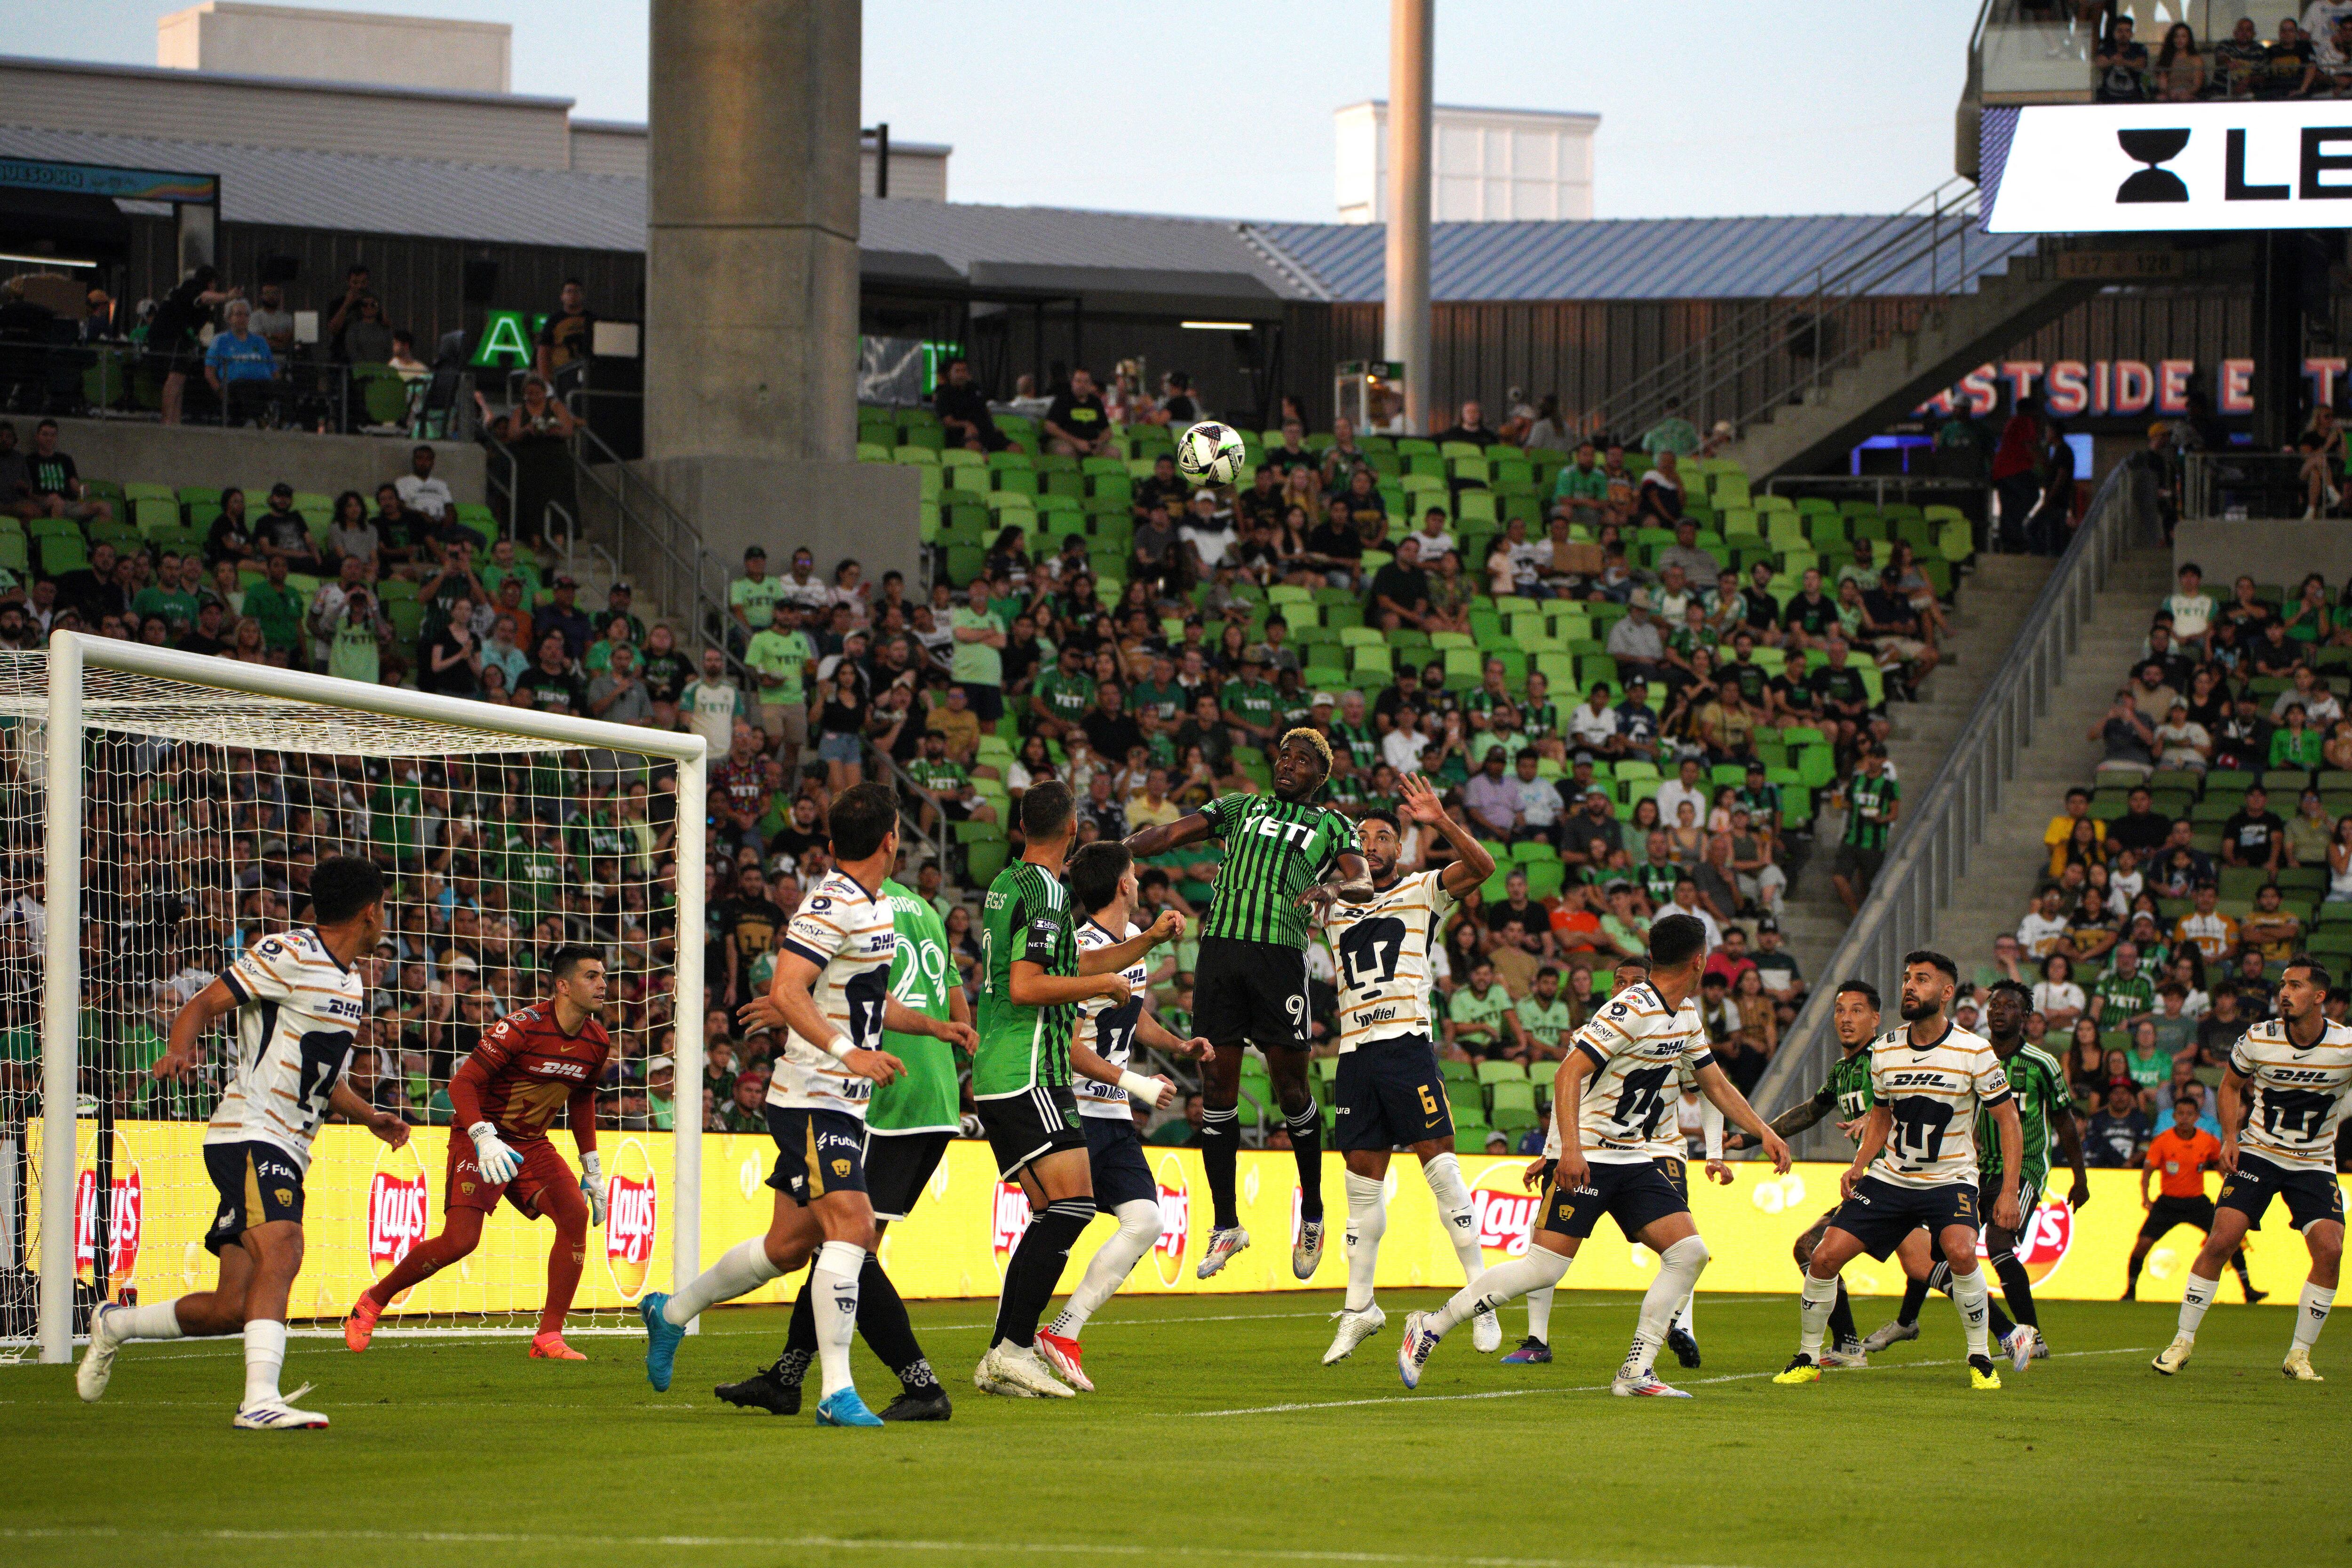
[0,122,2034,302]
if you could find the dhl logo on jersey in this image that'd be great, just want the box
[1151,1153,1191,1288]
[603,1138,658,1299]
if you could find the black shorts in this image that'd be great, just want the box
[2140,1193,2220,1240]
[765,1105,869,1205]
[1331,1035,1452,1153]
[1834,844,1885,885]
[865,1129,953,1222]
[977,1084,1088,1180]
[1193,936,1309,1048]
[203,1140,308,1255]
[962,684,1004,724]
[1539,1158,1690,1243]
[1083,1114,1158,1210]
[1827,1175,1978,1261]
[2216,1151,2347,1233]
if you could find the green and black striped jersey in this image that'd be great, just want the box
[1978,1043,2067,1185]
[1811,1050,1876,1143]
[1196,792,1359,950]
[971,859,1079,1096]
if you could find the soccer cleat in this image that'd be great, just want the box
[1967,1355,2002,1390]
[992,1342,1075,1398]
[971,1345,1035,1399]
[1500,1336,1552,1365]
[2151,1336,2194,1376]
[1471,1304,1502,1354]
[1612,1370,1693,1398]
[1321,1304,1387,1366]
[878,1385,954,1422]
[1665,1325,1701,1369]
[342,1294,382,1354]
[2005,1323,2038,1373]
[1817,1339,1869,1370]
[76,1303,127,1403]
[714,1366,801,1416]
[814,1387,884,1427]
[2245,1287,2270,1305]
[2282,1347,2324,1382]
[1196,1226,1251,1279]
[1860,1318,1919,1353]
[1034,1330,1094,1392]
[1396,1311,1439,1390]
[1772,1354,1820,1385]
[529,1330,585,1361]
[233,1384,328,1430]
[1293,1219,1326,1281]
[639,1292,684,1392]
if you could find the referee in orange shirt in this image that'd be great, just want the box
[2125,1094,2265,1304]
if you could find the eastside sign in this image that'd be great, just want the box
[1985,102,2352,233]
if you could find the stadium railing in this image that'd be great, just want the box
[1748,456,2165,1156]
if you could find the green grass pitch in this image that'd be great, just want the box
[3,1290,2345,1568]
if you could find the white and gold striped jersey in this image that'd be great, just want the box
[1868,1022,2010,1190]
[1561,982,1714,1166]
[1324,869,1457,1053]
[207,927,368,1171]
[767,870,898,1117]
[2228,1018,2352,1171]
[1073,918,1151,1120]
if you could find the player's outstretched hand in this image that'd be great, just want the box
[1398,772,1444,824]
[2069,1175,2090,1212]
[468,1122,525,1184]
[1833,1116,1865,1142]
[1146,909,1185,946]
[1704,1159,1734,1185]
[365,1111,410,1151]
[845,1047,905,1086]
[735,995,787,1037]
[150,1047,199,1082]
[1175,1036,1215,1062]
[1759,1129,1793,1175]
[1095,975,1133,1008]
[1295,883,1339,916]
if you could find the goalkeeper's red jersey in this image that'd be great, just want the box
[448,1001,611,1147]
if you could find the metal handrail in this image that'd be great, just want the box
[1746,457,2162,1151]
[563,420,746,674]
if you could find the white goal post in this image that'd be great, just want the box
[12,631,706,1363]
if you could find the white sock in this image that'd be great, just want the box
[1520,1216,1553,1343]
[663,1235,783,1326]
[2294,1281,2336,1353]
[1052,1199,1161,1337]
[1341,1172,1387,1313]
[2177,1271,2219,1339]
[1950,1264,1991,1359]
[242,1319,286,1407]
[1798,1270,1837,1358]
[810,1240,865,1399]
[1420,1154,1484,1284]
[1623,1235,1709,1380]
[116,1300,185,1341]
[1431,1247,1571,1336]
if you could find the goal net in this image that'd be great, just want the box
[0,635,705,1361]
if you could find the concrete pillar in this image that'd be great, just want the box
[1383,0,1433,436]
[645,0,861,463]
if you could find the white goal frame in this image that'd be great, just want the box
[33,630,707,1363]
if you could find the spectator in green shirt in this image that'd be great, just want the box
[1446,959,1523,1062]
[1640,396,1701,456]
[2090,941,2156,1028]
[1550,441,1610,525]
[728,545,782,648]
[131,551,199,636]
[2269,701,2325,770]
[1029,641,1095,741]
[743,601,817,772]
[241,553,307,661]
[1514,965,1576,1061]
[948,579,1008,723]
[1219,653,1281,748]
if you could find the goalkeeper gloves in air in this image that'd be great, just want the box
[467,1121,525,1184]
[580,1149,607,1226]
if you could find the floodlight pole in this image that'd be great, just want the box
[1384,0,1434,436]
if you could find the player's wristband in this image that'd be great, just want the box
[825,1035,858,1062]
[580,1150,603,1180]
[1117,1071,1168,1109]
[466,1121,495,1146]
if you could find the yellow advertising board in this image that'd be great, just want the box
[38,1121,2348,1319]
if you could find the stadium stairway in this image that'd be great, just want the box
[1774,553,2057,980]
[1890,543,2177,972]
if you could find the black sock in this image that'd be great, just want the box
[1828,1280,1857,1346]
[772,1281,817,1387]
[2124,1250,2145,1291]
[2231,1249,2256,1288]
[1200,1106,1240,1230]
[1285,1099,1325,1222]
[855,1257,936,1394]
[993,1197,1096,1350]
[1990,1250,2037,1329]
[1898,1275,1931,1327]
[1987,1298,2016,1341]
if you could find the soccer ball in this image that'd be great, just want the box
[1176,421,1247,486]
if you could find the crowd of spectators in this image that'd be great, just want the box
[2083,8,2352,103]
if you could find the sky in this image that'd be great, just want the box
[24,0,1980,221]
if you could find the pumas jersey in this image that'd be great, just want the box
[767,870,898,1117]
[1325,869,1456,1052]
[1563,982,1714,1166]
[207,927,368,1171]
[1867,1022,2010,1190]
[2229,1018,2352,1171]
[1072,918,1150,1120]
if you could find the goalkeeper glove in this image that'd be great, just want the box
[580,1149,607,1226]
[467,1121,525,1184]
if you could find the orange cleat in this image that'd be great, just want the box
[342,1294,383,1353]
[529,1330,586,1361]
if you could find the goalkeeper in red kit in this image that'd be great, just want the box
[344,947,613,1359]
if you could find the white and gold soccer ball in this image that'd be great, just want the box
[1175,420,1248,485]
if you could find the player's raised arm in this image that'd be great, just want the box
[1727,1082,1834,1150]
[1066,1011,1178,1110]
[1124,810,1215,860]
[883,994,976,1050]
[1399,772,1494,899]
[1078,908,1184,974]
[1690,1059,1790,1173]
[155,975,239,1080]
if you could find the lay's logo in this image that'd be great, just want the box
[73,1162,142,1284]
[366,1165,430,1301]
[604,1138,658,1300]
[1977,1197,2074,1284]
[1151,1154,1191,1288]
[992,1182,1032,1275]
[1470,1164,1539,1261]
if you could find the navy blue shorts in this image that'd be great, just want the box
[765,1105,869,1205]
[1539,1157,1689,1243]
[1827,1174,1978,1260]
[203,1140,307,1255]
[2216,1150,2345,1233]
[1083,1114,1159,1210]
[1332,1035,1453,1153]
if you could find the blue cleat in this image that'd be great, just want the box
[640,1292,684,1392]
[815,1387,884,1426]
[1500,1336,1552,1365]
